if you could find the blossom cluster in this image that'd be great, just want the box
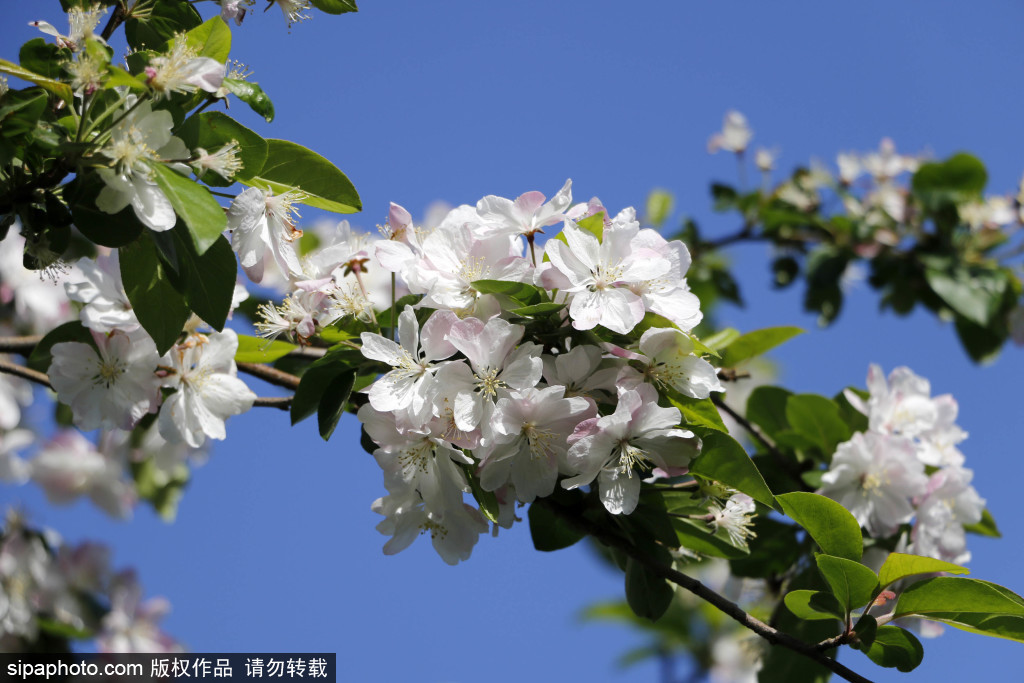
[248,181,725,564]
[0,511,181,653]
[819,364,985,565]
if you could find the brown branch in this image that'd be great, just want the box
[254,396,292,410]
[237,362,301,390]
[542,497,874,683]
[0,359,52,389]
[0,335,43,355]
[286,346,328,358]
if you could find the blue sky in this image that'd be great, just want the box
[3,1,1024,680]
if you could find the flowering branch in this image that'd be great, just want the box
[0,358,52,388]
[711,396,805,483]
[236,362,301,390]
[0,335,43,354]
[536,496,875,683]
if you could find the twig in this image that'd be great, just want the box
[254,396,292,410]
[816,632,856,652]
[286,346,327,359]
[541,497,875,683]
[237,362,301,390]
[0,336,43,355]
[0,360,52,389]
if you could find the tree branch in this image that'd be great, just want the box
[0,335,43,355]
[237,362,301,390]
[254,396,292,410]
[0,359,52,389]
[541,497,874,683]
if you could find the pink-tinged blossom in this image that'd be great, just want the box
[545,218,669,334]
[95,99,188,233]
[57,542,112,594]
[145,40,225,99]
[371,488,488,566]
[818,431,929,537]
[434,317,542,433]
[360,307,458,424]
[97,570,183,653]
[227,186,304,284]
[49,329,161,431]
[860,138,919,181]
[0,530,56,639]
[638,327,723,399]
[30,430,136,519]
[912,467,985,564]
[479,386,596,503]
[358,404,472,511]
[708,111,753,154]
[158,330,256,448]
[563,384,699,515]
[218,0,248,25]
[64,252,138,333]
[541,344,620,407]
[475,179,573,239]
[0,429,33,484]
[628,227,704,331]
[0,232,75,333]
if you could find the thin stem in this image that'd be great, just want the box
[0,335,43,355]
[237,362,301,390]
[100,2,127,41]
[254,396,292,410]
[390,272,397,342]
[0,360,52,389]
[541,497,875,683]
[208,190,236,199]
[353,269,379,327]
[527,233,538,268]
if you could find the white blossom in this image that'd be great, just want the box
[30,430,136,519]
[227,187,305,284]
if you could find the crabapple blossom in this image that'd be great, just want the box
[227,186,305,284]
[475,179,573,239]
[912,466,985,564]
[479,385,595,503]
[95,98,189,232]
[145,40,225,99]
[544,217,670,334]
[30,430,136,519]
[48,328,161,431]
[97,570,183,653]
[540,344,620,407]
[708,110,753,154]
[0,429,32,484]
[158,330,256,448]
[371,487,487,566]
[563,384,700,515]
[638,327,723,399]
[359,306,458,423]
[818,431,928,537]
[64,252,138,333]
[707,493,757,550]
[29,3,106,51]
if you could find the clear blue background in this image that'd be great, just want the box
[2,1,1024,680]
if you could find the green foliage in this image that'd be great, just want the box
[964,508,1001,537]
[0,59,73,106]
[179,16,232,62]
[124,0,202,51]
[120,234,190,355]
[783,394,851,457]
[290,346,366,426]
[860,626,924,672]
[242,139,361,214]
[894,577,1024,643]
[27,321,97,373]
[815,554,878,613]
[311,0,360,14]
[877,553,969,589]
[221,78,276,122]
[644,188,673,227]
[235,335,298,363]
[150,164,227,254]
[783,589,844,621]
[716,326,803,367]
[176,111,268,187]
[776,492,863,561]
[688,431,776,509]
[911,153,987,210]
[154,227,236,332]
[528,499,585,551]
[625,557,674,622]
[317,371,355,440]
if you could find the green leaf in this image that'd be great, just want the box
[688,431,776,508]
[700,327,740,353]
[235,335,297,363]
[160,227,236,331]
[150,163,227,254]
[954,314,1005,364]
[894,577,1024,620]
[120,235,190,355]
[644,189,673,227]
[0,89,48,139]
[672,517,749,559]
[912,153,987,208]
[718,326,803,367]
[67,174,146,247]
[729,516,802,578]
[318,371,355,441]
[576,212,604,241]
[375,294,422,330]
[625,558,673,622]
[19,38,68,80]
[27,321,96,373]
[783,590,844,621]
[131,452,189,522]
[861,626,924,672]
[528,500,585,552]
[878,552,969,589]
[125,0,202,51]
[242,139,361,214]
[178,16,232,61]
[470,279,543,301]
[310,0,359,13]
[816,554,878,612]
[290,346,365,425]
[784,394,851,455]
[509,302,565,317]
[776,492,863,561]
[925,267,1008,328]
[0,59,74,106]
[964,508,1001,537]
[711,183,738,212]
[667,394,728,433]
[104,65,148,92]
[221,77,275,122]
[177,111,268,187]
[745,385,793,440]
